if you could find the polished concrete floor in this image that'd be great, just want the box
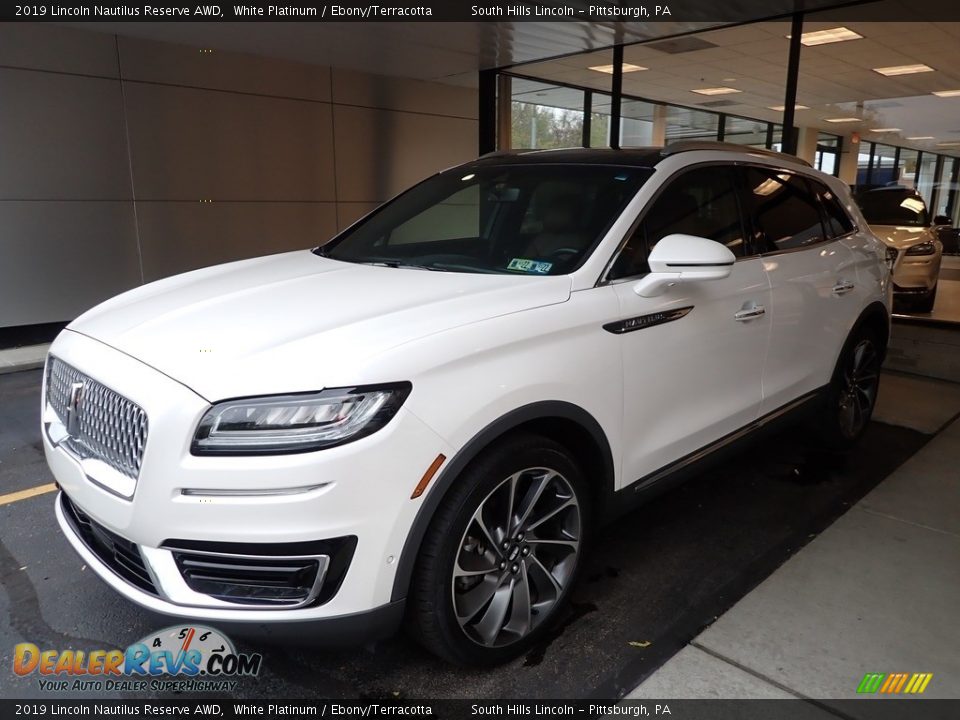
[630,374,960,706]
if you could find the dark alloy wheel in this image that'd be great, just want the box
[836,336,881,440]
[817,327,883,449]
[408,434,589,665]
[452,467,581,648]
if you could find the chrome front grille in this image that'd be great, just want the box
[46,356,148,480]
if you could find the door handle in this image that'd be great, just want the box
[832,280,856,296]
[734,304,766,321]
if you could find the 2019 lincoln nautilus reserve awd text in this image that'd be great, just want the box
[43,142,891,665]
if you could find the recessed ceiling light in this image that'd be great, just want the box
[790,27,863,46]
[869,128,901,133]
[588,63,647,74]
[768,104,809,111]
[873,64,934,76]
[932,89,960,97]
[907,136,935,140]
[691,87,741,96]
[936,142,960,147]
[722,78,737,82]
[825,117,861,123]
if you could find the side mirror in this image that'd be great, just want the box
[633,234,736,298]
[933,215,951,226]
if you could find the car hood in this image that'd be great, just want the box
[68,250,572,400]
[868,225,937,249]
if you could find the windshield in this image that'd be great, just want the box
[318,164,652,275]
[856,189,929,227]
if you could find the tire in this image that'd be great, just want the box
[914,283,938,313]
[816,326,883,450]
[407,433,590,666]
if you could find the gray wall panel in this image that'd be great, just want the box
[123,82,337,202]
[0,69,133,200]
[333,105,478,202]
[118,36,332,102]
[0,23,119,77]
[0,26,480,329]
[331,68,476,119]
[135,201,338,282]
[336,202,381,232]
[0,201,140,326]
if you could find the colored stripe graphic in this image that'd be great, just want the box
[857,673,886,693]
[857,672,933,694]
[909,673,933,694]
[880,674,897,693]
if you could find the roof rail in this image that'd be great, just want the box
[659,140,812,167]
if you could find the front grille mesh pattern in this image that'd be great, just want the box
[47,357,148,480]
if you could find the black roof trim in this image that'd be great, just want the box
[467,143,812,170]
[473,147,662,168]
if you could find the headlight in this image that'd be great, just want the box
[191,383,411,455]
[905,241,935,256]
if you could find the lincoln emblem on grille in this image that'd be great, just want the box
[66,382,84,436]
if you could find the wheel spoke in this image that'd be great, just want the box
[526,498,577,532]
[526,536,579,550]
[852,393,864,431]
[527,554,564,596]
[469,506,503,558]
[472,578,514,645]
[504,472,519,537]
[504,564,532,638]
[453,559,498,579]
[839,398,855,435]
[514,470,556,531]
[455,575,502,623]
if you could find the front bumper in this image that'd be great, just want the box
[54,492,405,642]
[44,330,453,625]
[892,251,942,292]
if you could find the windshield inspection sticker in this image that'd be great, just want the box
[507,258,553,274]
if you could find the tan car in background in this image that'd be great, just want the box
[856,187,945,313]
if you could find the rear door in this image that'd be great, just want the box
[738,166,861,414]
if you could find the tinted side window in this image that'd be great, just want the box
[742,168,826,252]
[816,183,855,238]
[609,166,745,279]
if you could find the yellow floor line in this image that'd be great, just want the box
[0,483,57,507]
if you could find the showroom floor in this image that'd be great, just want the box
[0,364,956,701]
[630,372,960,704]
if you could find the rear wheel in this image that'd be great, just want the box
[408,434,588,665]
[817,327,882,450]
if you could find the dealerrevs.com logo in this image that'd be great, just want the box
[14,625,262,692]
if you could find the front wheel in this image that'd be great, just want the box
[408,434,589,665]
[817,327,883,450]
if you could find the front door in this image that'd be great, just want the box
[607,164,771,488]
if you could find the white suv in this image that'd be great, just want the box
[43,143,891,665]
